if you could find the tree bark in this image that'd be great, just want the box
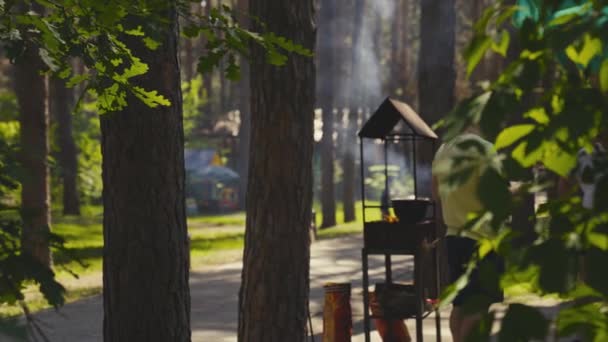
[318,0,337,228]
[50,76,80,216]
[418,0,455,127]
[391,0,404,98]
[15,3,51,267]
[342,0,365,223]
[418,0,455,193]
[238,0,316,340]
[236,0,250,210]
[418,0,456,294]
[200,1,213,130]
[101,5,190,341]
[183,36,194,82]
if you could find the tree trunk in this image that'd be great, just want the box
[238,0,315,340]
[183,36,194,82]
[418,0,455,193]
[391,0,404,98]
[418,0,455,128]
[318,0,337,228]
[50,76,80,216]
[219,49,227,115]
[236,0,250,210]
[101,5,190,341]
[399,0,411,102]
[342,0,365,223]
[15,3,51,268]
[342,114,356,222]
[418,0,456,294]
[200,1,213,130]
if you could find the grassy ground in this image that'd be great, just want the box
[1,203,365,317]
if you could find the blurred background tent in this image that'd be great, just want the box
[185,149,240,212]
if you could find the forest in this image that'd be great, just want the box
[1,0,607,341]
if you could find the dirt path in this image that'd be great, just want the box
[4,235,569,341]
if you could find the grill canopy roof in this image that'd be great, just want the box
[358,97,438,139]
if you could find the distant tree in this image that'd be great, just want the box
[50,76,80,216]
[342,0,366,224]
[418,0,456,294]
[418,0,456,129]
[318,0,337,228]
[238,0,316,340]
[200,1,214,130]
[14,2,52,267]
[100,3,191,340]
[181,3,196,82]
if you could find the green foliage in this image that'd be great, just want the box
[73,100,103,203]
[182,74,207,143]
[364,165,414,200]
[498,303,549,341]
[0,1,310,113]
[0,139,68,337]
[185,4,313,81]
[438,0,608,339]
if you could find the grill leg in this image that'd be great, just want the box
[362,249,371,342]
[385,254,392,283]
[415,249,424,342]
[435,309,441,342]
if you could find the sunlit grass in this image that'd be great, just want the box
[2,202,371,318]
[188,211,246,227]
[313,200,386,226]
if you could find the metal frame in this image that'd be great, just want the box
[359,131,441,342]
[359,132,436,218]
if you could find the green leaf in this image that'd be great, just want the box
[124,26,145,36]
[495,124,534,150]
[586,247,608,296]
[38,48,58,71]
[478,168,512,220]
[198,49,225,74]
[143,37,160,50]
[491,30,510,57]
[465,34,492,77]
[541,141,576,177]
[266,48,288,66]
[225,60,241,81]
[594,174,608,213]
[182,25,200,39]
[524,107,549,124]
[263,32,313,57]
[549,3,592,26]
[66,73,89,88]
[513,0,540,27]
[557,302,608,341]
[113,56,148,83]
[512,140,544,168]
[600,59,608,93]
[133,87,171,108]
[565,34,602,68]
[528,239,574,293]
[498,304,549,341]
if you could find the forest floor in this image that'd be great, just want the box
[3,235,570,342]
[0,206,362,318]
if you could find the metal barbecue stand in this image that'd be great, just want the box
[358,98,441,342]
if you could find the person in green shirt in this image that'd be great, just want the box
[431,133,504,342]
